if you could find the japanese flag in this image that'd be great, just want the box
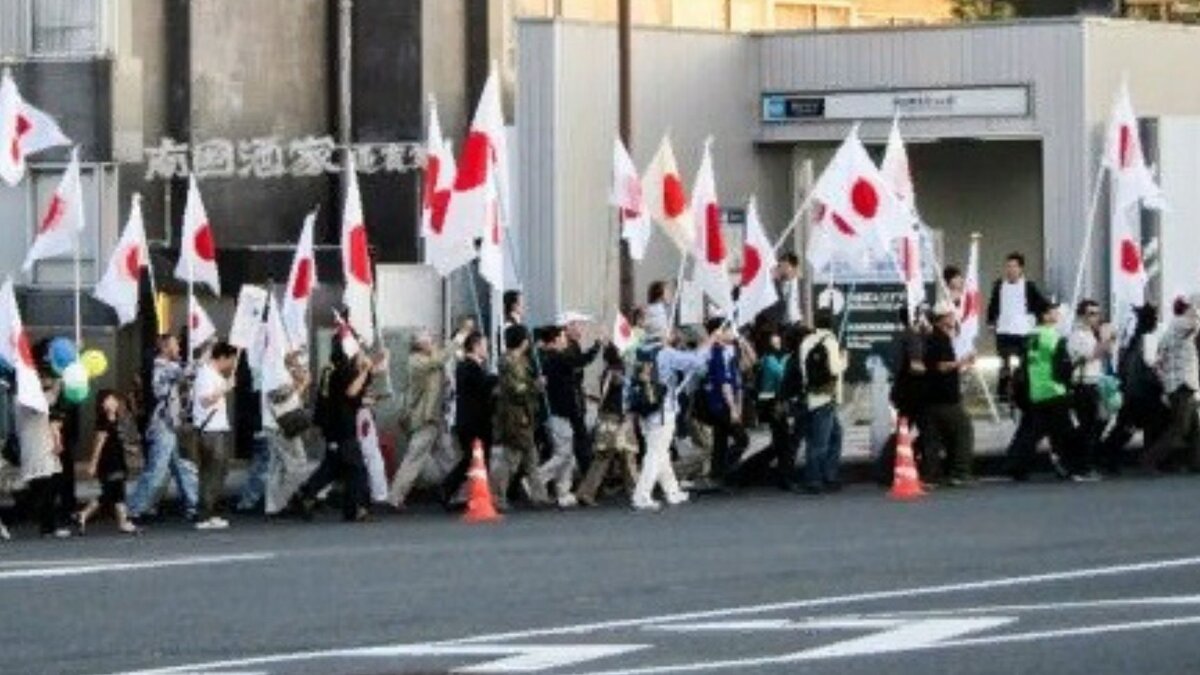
[811,126,913,255]
[612,311,637,354]
[0,278,48,413]
[642,135,694,253]
[341,154,375,347]
[94,194,149,326]
[880,116,917,211]
[0,68,71,187]
[736,198,779,327]
[333,309,361,359]
[690,139,733,314]
[23,148,84,272]
[955,236,982,359]
[281,210,317,349]
[188,297,217,350]
[260,294,293,395]
[444,68,509,289]
[423,99,476,277]
[612,138,651,261]
[174,175,221,296]
[900,223,925,321]
[1104,82,1162,307]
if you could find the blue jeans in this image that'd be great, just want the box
[237,434,270,510]
[804,403,843,488]
[128,422,199,518]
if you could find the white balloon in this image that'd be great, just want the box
[62,362,88,389]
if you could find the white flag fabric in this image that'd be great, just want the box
[690,140,733,314]
[0,278,48,413]
[1104,82,1162,307]
[811,126,913,255]
[612,312,636,354]
[736,198,779,326]
[341,155,375,347]
[94,194,149,326]
[0,69,71,187]
[900,223,925,322]
[260,294,293,394]
[642,135,694,253]
[189,297,217,350]
[444,69,509,288]
[423,101,475,277]
[174,175,221,296]
[281,210,317,349]
[954,237,982,359]
[612,138,651,261]
[23,148,84,272]
[881,116,917,211]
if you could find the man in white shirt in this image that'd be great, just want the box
[1068,300,1114,479]
[193,342,239,530]
[799,309,847,494]
[775,253,803,328]
[986,252,1048,401]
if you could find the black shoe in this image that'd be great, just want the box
[823,481,843,494]
[801,484,823,496]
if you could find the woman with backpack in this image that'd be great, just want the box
[1100,304,1167,472]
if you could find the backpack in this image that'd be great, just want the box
[1118,335,1163,401]
[627,346,667,418]
[804,336,835,391]
[1052,338,1074,387]
[312,364,336,436]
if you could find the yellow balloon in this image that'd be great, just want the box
[81,349,109,379]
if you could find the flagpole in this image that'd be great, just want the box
[772,192,816,256]
[73,228,82,348]
[1070,165,1108,312]
[666,251,688,330]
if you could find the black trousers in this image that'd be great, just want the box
[1071,384,1102,473]
[298,439,368,519]
[1143,388,1200,471]
[996,334,1026,401]
[28,476,60,535]
[442,431,492,502]
[709,407,749,484]
[758,399,796,486]
[1007,398,1078,479]
[571,414,593,475]
[1101,395,1169,471]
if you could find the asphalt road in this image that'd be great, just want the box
[3,475,1200,675]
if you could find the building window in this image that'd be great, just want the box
[32,0,101,56]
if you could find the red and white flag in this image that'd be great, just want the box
[0,278,48,413]
[642,135,694,253]
[955,236,982,359]
[810,126,913,254]
[900,223,924,321]
[612,311,637,354]
[281,210,317,348]
[880,116,917,211]
[736,197,779,326]
[260,294,293,394]
[422,99,475,277]
[444,69,508,289]
[1104,82,1163,307]
[94,194,149,326]
[341,155,375,346]
[174,175,221,296]
[333,308,362,358]
[23,148,84,272]
[612,138,651,261]
[188,297,217,350]
[690,139,733,314]
[0,69,71,187]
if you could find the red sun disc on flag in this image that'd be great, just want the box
[13,330,34,367]
[348,226,373,285]
[850,178,880,219]
[39,193,65,234]
[662,174,686,219]
[618,319,632,340]
[831,212,856,237]
[11,113,31,163]
[291,258,313,299]
[122,246,142,280]
[740,245,762,287]
[962,291,980,321]
[1119,125,1133,170]
[422,156,441,211]
[704,203,725,264]
[1120,239,1143,274]
[453,131,490,192]
[194,223,216,261]
[430,190,452,235]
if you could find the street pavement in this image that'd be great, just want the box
[3,474,1200,674]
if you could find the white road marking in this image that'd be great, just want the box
[0,558,115,569]
[0,553,275,581]
[106,554,1200,675]
[872,594,1200,618]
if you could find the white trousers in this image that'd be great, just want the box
[357,409,389,503]
[632,419,684,505]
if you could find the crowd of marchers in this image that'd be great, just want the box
[0,250,1194,541]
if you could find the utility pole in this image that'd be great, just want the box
[617,0,634,313]
[337,0,353,192]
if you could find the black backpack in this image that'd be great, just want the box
[804,336,835,390]
[628,346,667,418]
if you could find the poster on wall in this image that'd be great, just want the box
[818,282,933,383]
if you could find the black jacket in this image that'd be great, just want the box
[455,358,497,444]
[987,278,1049,330]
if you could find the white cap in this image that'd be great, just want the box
[555,311,593,327]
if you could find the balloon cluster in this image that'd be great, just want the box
[46,338,109,404]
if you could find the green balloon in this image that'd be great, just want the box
[63,381,90,404]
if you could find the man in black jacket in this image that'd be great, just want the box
[441,331,498,507]
[986,252,1048,401]
[558,313,602,473]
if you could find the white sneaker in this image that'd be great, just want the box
[666,491,691,506]
[632,498,662,512]
[557,494,578,509]
[212,516,230,529]
[195,517,230,531]
[0,521,10,541]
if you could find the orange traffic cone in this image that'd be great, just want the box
[888,418,926,501]
[462,440,502,524]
